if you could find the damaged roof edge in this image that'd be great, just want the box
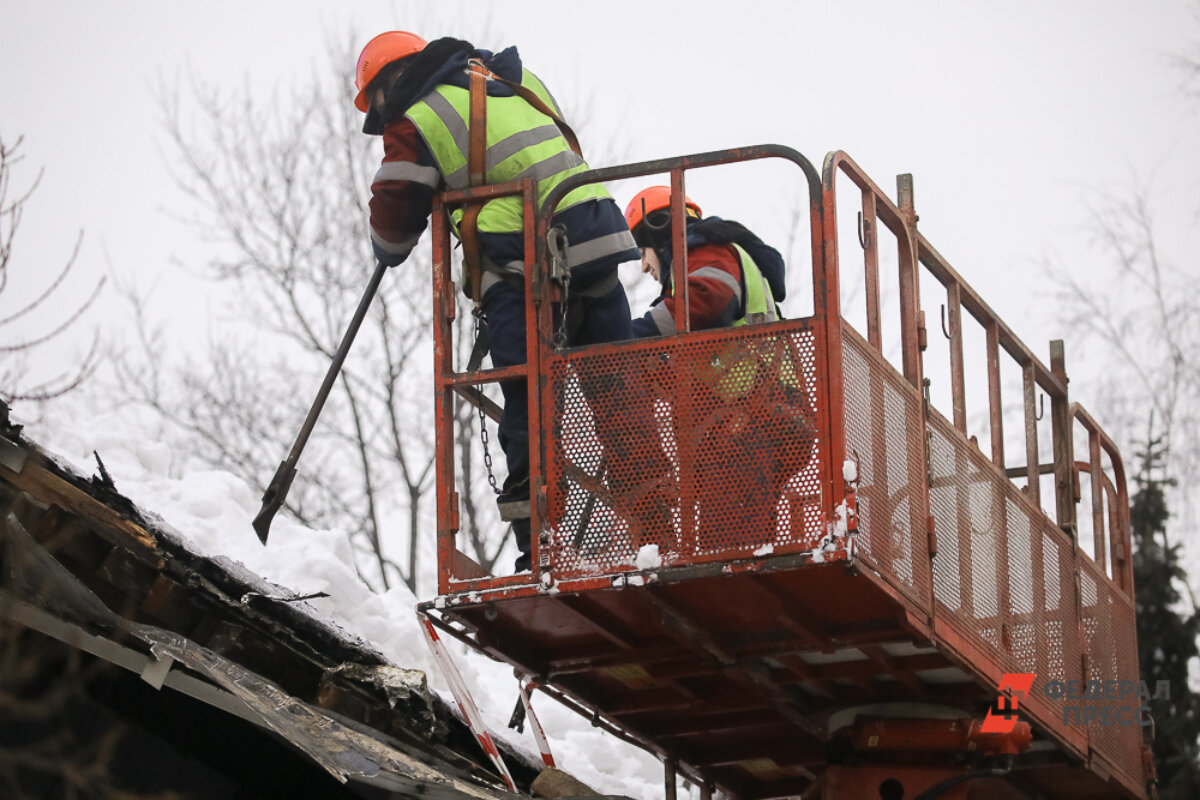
[2,511,520,799]
[0,418,543,798]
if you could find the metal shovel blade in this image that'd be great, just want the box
[252,460,296,544]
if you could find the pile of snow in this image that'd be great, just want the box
[635,543,662,570]
[24,400,688,799]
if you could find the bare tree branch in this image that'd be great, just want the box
[0,134,105,404]
[105,38,487,595]
[1044,178,1200,607]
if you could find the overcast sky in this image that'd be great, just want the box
[3,1,1199,533]
[4,0,1197,327]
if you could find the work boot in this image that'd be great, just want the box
[512,517,532,574]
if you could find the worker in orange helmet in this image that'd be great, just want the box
[624,186,787,336]
[624,187,814,550]
[355,32,648,573]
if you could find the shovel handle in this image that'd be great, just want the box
[253,261,389,543]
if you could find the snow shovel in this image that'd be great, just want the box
[252,260,389,544]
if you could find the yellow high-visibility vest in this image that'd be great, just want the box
[405,71,612,244]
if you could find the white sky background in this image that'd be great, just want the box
[3,3,1199,563]
[3,0,1198,325]
[3,1,1200,790]
[1,0,1196,342]
[9,0,1198,535]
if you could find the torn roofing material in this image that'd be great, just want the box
[0,416,538,799]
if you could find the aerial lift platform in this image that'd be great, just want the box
[417,146,1153,800]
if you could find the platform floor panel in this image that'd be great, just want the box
[437,556,1147,799]
[446,563,979,796]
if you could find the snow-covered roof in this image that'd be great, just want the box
[0,413,537,799]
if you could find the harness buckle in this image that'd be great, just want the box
[547,225,570,282]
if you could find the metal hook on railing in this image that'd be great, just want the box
[1036,393,1045,421]
[939,304,953,340]
[857,211,871,249]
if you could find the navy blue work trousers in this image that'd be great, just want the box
[481,278,634,512]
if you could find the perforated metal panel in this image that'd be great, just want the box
[924,408,1147,789]
[928,424,995,637]
[836,327,1144,793]
[1080,562,1145,790]
[543,320,824,578]
[1035,524,1081,734]
[927,414,1007,656]
[1005,495,1039,675]
[925,411,1091,750]
[841,328,930,604]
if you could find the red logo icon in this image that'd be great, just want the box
[980,673,1036,734]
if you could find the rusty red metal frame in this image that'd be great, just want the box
[536,145,831,550]
[822,150,1144,797]
[1072,403,1133,593]
[431,145,830,593]
[425,145,1148,799]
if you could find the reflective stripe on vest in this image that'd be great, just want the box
[405,71,611,239]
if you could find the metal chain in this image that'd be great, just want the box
[473,312,501,495]
[547,225,571,350]
[554,270,572,351]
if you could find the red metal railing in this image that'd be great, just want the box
[430,178,540,590]
[1073,403,1133,592]
[432,145,838,597]
[535,146,835,580]
[430,145,1148,797]
[822,150,1145,796]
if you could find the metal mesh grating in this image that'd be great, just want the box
[926,405,1145,791]
[928,427,964,612]
[1108,584,1145,787]
[1006,497,1037,671]
[926,412,1093,746]
[928,415,1005,654]
[1031,525,1079,732]
[1081,567,1119,766]
[928,416,1006,642]
[1080,563,1145,788]
[543,321,824,578]
[841,328,930,605]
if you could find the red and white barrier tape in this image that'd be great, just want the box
[418,612,517,791]
[520,679,556,768]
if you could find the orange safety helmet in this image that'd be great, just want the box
[354,31,428,112]
[624,186,702,236]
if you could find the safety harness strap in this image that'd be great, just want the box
[462,64,488,308]
[459,63,587,366]
[491,75,583,158]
